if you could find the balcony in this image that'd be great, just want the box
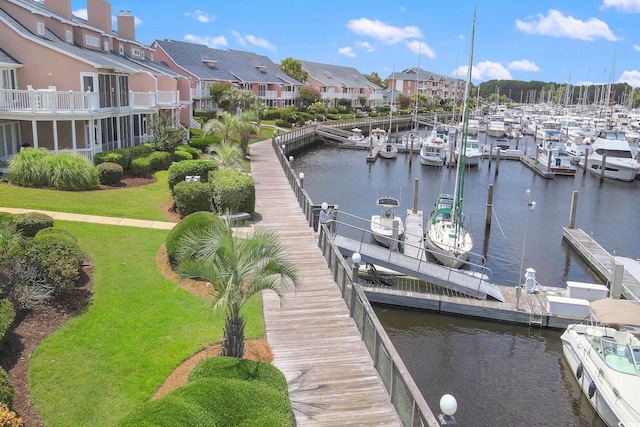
[0,89,179,115]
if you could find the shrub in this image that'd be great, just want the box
[263,109,281,120]
[210,168,255,215]
[28,236,83,291]
[189,358,287,392]
[0,299,15,350]
[327,107,339,114]
[48,152,99,191]
[130,157,151,178]
[165,211,223,267]
[13,212,54,238]
[189,136,220,152]
[0,370,13,410]
[147,151,172,172]
[189,128,204,139]
[127,144,154,160]
[34,227,78,243]
[274,120,292,129]
[172,150,192,162]
[0,213,13,228]
[0,403,22,426]
[93,150,128,169]
[97,162,123,186]
[172,182,213,219]
[7,148,52,187]
[167,160,217,193]
[176,145,199,160]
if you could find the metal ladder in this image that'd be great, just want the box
[529,301,545,327]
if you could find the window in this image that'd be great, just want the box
[131,48,141,57]
[119,45,124,54]
[66,30,73,43]
[103,40,109,51]
[85,35,100,47]
[36,22,45,35]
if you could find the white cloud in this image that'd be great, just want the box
[453,61,512,81]
[508,59,540,72]
[516,9,618,41]
[185,10,216,23]
[406,40,435,58]
[600,0,640,12]
[634,44,640,51]
[246,35,275,51]
[72,8,87,20]
[618,70,640,86]
[338,47,356,57]
[355,41,375,52]
[577,80,594,86]
[184,34,228,48]
[231,30,246,46]
[346,18,422,44]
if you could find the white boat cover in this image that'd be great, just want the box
[590,299,640,327]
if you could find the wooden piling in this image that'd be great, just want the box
[583,150,589,175]
[495,148,501,175]
[568,191,578,229]
[485,184,494,228]
[412,178,419,214]
[600,153,607,183]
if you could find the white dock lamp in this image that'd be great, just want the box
[438,394,457,425]
[517,189,536,309]
[299,172,304,189]
[351,252,361,284]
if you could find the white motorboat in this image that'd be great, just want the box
[454,136,482,167]
[425,12,476,269]
[536,140,576,175]
[370,197,404,247]
[467,116,481,136]
[579,130,639,181]
[367,128,388,146]
[378,142,398,159]
[348,127,365,143]
[420,117,446,166]
[487,115,506,138]
[401,130,422,150]
[536,119,563,141]
[561,299,640,427]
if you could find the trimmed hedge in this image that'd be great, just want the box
[274,120,292,129]
[34,227,78,243]
[172,150,193,162]
[14,212,54,238]
[189,128,204,139]
[97,162,124,185]
[93,150,128,169]
[176,145,199,160]
[189,358,287,392]
[165,211,223,267]
[130,157,151,178]
[189,137,220,152]
[147,151,172,172]
[173,182,213,219]
[167,160,217,193]
[28,235,84,291]
[209,169,255,215]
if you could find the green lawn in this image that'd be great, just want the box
[0,171,172,221]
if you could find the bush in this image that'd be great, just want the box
[172,182,213,219]
[48,152,99,191]
[28,236,83,291]
[167,160,217,193]
[0,299,15,350]
[93,150,128,169]
[189,358,287,392]
[172,150,193,162]
[97,162,123,185]
[147,151,172,172]
[130,157,151,178]
[274,120,292,129]
[209,168,255,215]
[176,145,199,160]
[7,148,52,187]
[0,403,22,426]
[34,227,78,243]
[189,128,204,139]
[263,109,281,120]
[127,144,154,160]
[13,212,54,238]
[189,137,220,152]
[0,213,13,228]
[165,211,223,267]
[327,107,339,114]
[0,370,13,410]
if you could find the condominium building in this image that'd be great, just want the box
[386,67,464,103]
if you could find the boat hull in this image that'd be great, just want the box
[580,158,638,181]
[425,238,469,268]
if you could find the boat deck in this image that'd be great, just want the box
[250,139,402,426]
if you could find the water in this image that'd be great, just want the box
[290,134,640,425]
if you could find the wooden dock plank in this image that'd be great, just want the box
[250,140,402,426]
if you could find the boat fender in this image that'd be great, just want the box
[576,363,583,380]
[588,381,596,399]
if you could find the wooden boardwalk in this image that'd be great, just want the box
[251,140,402,426]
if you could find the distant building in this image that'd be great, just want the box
[386,67,464,104]
[0,0,190,164]
[300,60,383,108]
[151,39,304,111]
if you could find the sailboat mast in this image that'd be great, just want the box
[451,9,476,227]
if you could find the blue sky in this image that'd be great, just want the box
[71,0,640,87]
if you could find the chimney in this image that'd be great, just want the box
[117,10,135,41]
[43,0,72,21]
[87,0,112,34]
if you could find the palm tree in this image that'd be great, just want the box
[177,219,299,358]
[202,112,239,145]
[209,142,248,171]
[236,113,260,157]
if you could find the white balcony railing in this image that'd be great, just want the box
[0,89,179,113]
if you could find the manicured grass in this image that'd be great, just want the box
[28,221,264,427]
[0,171,172,221]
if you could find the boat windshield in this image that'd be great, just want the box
[595,149,633,159]
[589,335,640,376]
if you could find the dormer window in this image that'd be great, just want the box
[36,22,45,36]
[351,75,359,80]
[132,48,141,57]
[103,41,109,51]
[323,72,331,78]
[66,30,73,43]
[202,59,217,68]
[255,65,266,73]
[85,35,99,47]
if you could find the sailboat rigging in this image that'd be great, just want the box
[425,10,477,269]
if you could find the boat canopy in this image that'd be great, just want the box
[590,299,640,327]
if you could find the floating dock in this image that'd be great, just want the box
[519,155,556,178]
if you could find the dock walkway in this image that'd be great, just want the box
[250,140,402,426]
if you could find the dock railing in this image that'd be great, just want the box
[272,131,440,427]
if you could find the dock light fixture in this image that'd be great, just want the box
[321,202,328,211]
[351,253,361,284]
[289,155,294,162]
[299,172,304,189]
[438,394,457,425]
[518,189,536,309]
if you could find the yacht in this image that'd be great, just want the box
[579,130,639,181]
[454,136,482,167]
[561,299,640,427]
[419,127,446,166]
[370,197,404,247]
[536,119,563,141]
[487,115,506,138]
[536,140,576,175]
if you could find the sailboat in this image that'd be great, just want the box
[425,10,476,269]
